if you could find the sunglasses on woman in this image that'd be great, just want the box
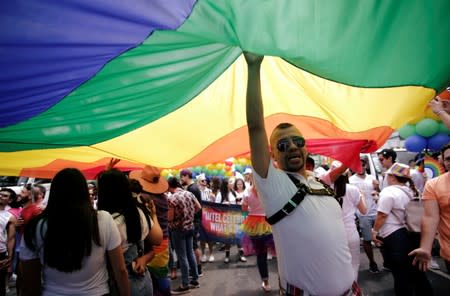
[276,136,305,152]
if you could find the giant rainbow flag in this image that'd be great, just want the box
[1,0,450,177]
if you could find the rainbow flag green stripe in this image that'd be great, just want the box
[0,1,449,176]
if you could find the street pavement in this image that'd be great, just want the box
[7,245,449,295]
[170,245,450,295]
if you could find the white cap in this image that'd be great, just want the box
[243,167,253,175]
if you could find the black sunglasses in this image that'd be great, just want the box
[276,136,305,152]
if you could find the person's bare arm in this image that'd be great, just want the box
[107,246,131,296]
[6,217,16,265]
[193,196,202,213]
[327,165,348,184]
[135,216,161,275]
[408,199,440,271]
[357,191,367,215]
[244,52,270,178]
[371,212,388,245]
[429,96,450,129]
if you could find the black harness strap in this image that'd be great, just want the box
[266,173,336,225]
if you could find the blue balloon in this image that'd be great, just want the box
[428,133,450,151]
[404,135,427,152]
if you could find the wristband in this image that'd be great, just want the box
[436,110,446,116]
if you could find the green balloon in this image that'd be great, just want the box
[398,124,416,139]
[439,122,450,135]
[415,118,439,137]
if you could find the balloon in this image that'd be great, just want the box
[415,118,439,137]
[439,122,450,134]
[428,133,450,151]
[398,124,416,139]
[238,158,248,165]
[404,135,427,152]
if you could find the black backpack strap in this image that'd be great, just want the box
[266,173,336,225]
[266,180,309,225]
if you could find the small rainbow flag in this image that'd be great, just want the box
[424,156,445,179]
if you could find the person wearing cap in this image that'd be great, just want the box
[409,142,450,274]
[371,163,432,295]
[429,87,450,130]
[243,167,253,189]
[349,157,381,274]
[129,166,171,296]
[377,148,397,191]
[244,52,356,295]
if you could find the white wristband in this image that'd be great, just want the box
[436,110,446,116]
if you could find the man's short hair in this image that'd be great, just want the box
[180,169,193,179]
[306,156,315,167]
[441,142,450,156]
[274,122,294,130]
[379,148,397,162]
[0,188,17,201]
[168,177,181,189]
[33,184,46,196]
[360,157,367,165]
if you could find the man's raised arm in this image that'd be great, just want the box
[244,52,270,178]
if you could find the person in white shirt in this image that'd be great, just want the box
[334,170,367,281]
[244,52,356,296]
[20,168,130,296]
[349,157,381,273]
[371,163,432,295]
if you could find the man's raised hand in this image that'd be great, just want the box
[243,51,264,66]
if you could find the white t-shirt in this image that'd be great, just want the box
[377,185,412,238]
[253,161,353,295]
[349,174,378,216]
[0,210,12,253]
[20,210,121,296]
[341,184,362,230]
[113,207,152,252]
[215,192,237,204]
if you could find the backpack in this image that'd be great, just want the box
[393,185,423,233]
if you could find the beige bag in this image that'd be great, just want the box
[395,185,423,233]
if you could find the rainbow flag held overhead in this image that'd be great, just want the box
[1,1,450,177]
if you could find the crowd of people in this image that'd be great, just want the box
[0,53,448,296]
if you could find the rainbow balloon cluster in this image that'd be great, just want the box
[399,118,450,152]
[160,157,252,179]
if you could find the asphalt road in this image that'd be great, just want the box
[170,246,450,295]
[7,245,449,295]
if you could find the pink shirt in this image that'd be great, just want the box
[244,188,265,216]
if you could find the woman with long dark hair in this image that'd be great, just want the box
[20,168,130,296]
[97,169,162,296]
[215,178,247,263]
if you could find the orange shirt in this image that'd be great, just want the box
[422,173,450,261]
